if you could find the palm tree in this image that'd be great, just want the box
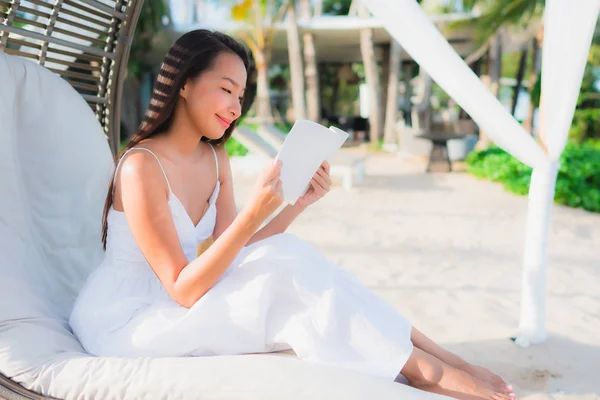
[286,0,307,120]
[459,0,545,135]
[461,0,544,42]
[231,0,290,123]
[299,0,321,122]
[358,3,383,146]
[383,40,402,150]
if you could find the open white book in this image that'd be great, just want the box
[275,120,350,204]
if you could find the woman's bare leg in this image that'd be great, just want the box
[399,347,514,400]
[410,327,513,395]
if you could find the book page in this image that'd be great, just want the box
[275,120,349,204]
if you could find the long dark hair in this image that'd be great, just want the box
[101,30,251,248]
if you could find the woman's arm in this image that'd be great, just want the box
[213,150,331,245]
[246,162,331,245]
[120,151,281,308]
[215,169,305,245]
[212,148,304,243]
[245,203,305,245]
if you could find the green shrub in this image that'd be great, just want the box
[465,142,600,213]
[119,136,248,157]
[224,137,249,157]
[274,120,293,133]
[569,109,600,144]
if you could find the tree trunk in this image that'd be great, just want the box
[359,4,382,145]
[300,0,320,122]
[255,49,273,123]
[313,0,322,16]
[383,40,402,150]
[381,44,390,125]
[251,0,273,123]
[415,67,432,132]
[121,76,142,138]
[193,0,206,22]
[403,64,413,126]
[523,36,542,134]
[511,45,528,116]
[286,0,306,120]
[349,0,359,16]
[476,31,502,150]
[303,34,320,122]
[489,32,502,98]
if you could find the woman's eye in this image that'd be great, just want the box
[238,97,244,104]
[221,88,232,94]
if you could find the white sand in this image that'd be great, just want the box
[231,151,600,399]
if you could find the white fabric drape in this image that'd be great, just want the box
[517,0,599,347]
[361,0,599,346]
[518,162,559,346]
[540,0,600,161]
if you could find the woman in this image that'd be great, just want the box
[70,30,515,400]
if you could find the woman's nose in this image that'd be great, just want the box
[230,101,241,119]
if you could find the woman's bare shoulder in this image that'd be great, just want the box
[113,148,169,212]
[118,149,164,185]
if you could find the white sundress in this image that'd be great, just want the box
[69,145,414,381]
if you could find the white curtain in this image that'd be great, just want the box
[361,0,599,346]
[518,0,599,347]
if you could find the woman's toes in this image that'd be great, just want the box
[492,392,515,400]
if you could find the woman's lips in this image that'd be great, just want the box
[216,115,231,128]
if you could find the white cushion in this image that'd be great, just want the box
[0,53,448,399]
[0,52,114,378]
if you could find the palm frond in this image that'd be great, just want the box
[448,0,543,45]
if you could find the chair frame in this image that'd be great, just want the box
[0,0,145,157]
[0,1,144,398]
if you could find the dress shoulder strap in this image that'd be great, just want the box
[207,143,219,181]
[113,147,172,193]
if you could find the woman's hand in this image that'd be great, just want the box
[296,161,332,209]
[243,160,284,224]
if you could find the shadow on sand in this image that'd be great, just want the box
[443,334,600,397]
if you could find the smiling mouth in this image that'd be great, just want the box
[216,115,231,128]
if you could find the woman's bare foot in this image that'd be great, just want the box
[466,365,514,396]
[408,327,515,396]
[400,348,516,400]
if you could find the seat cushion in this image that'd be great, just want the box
[0,53,114,319]
[26,352,451,400]
[0,53,449,399]
[0,52,114,379]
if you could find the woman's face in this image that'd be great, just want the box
[181,51,247,140]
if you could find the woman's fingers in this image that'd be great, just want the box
[317,163,332,185]
[314,168,332,189]
[311,174,329,193]
[266,160,282,181]
[275,179,283,196]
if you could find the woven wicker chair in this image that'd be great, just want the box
[0,0,144,157]
[1,1,144,398]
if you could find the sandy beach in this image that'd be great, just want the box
[232,150,600,399]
